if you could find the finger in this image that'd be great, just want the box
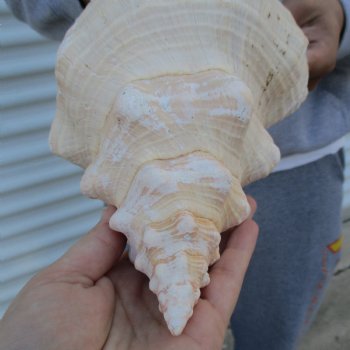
[307,39,337,81]
[56,206,127,281]
[284,3,340,86]
[282,1,314,25]
[220,195,257,253]
[202,216,259,325]
[308,77,322,91]
[246,196,257,217]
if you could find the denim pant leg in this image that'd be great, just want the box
[230,151,344,350]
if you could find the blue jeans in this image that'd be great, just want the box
[231,151,344,350]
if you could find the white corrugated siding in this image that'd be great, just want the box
[0,1,103,317]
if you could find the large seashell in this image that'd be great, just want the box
[50,0,308,335]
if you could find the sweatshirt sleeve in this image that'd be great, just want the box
[4,0,83,41]
[338,0,350,59]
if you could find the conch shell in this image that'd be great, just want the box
[50,0,308,335]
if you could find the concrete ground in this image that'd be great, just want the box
[223,221,350,350]
[298,221,350,350]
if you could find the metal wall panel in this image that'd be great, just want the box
[0,1,103,317]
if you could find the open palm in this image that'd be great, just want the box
[0,204,258,350]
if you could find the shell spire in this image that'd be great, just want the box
[112,210,221,335]
[109,151,249,334]
[50,0,309,335]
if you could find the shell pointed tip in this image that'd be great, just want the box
[164,305,194,336]
[167,318,187,336]
[170,326,185,337]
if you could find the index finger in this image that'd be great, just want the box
[56,206,127,281]
[307,37,338,82]
[219,196,257,253]
[201,210,259,324]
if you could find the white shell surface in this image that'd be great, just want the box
[51,0,308,171]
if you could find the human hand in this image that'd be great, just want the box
[283,0,344,90]
[0,200,258,350]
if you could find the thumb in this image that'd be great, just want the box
[55,206,127,281]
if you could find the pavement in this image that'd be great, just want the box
[223,221,350,350]
[298,221,350,350]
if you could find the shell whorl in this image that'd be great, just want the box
[50,0,308,170]
[80,70,265,206]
